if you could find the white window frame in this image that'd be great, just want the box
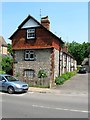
[27,28,35,39]
[24,69,35,78]
[25,50,35,61]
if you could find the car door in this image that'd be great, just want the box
[1,77,8,91]
[0,76,7,91]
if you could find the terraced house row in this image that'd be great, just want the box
[9,15,77,87]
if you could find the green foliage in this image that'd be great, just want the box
[55,76,65,85]
[7,43,13,56]
[55,71,77,85]
[67,41,90,65]
[1,56,13,74]
[77,65,82,70]
[0,71,6,74]
[38,70,47,78]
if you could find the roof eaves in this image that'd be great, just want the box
[9,15,64,44]
[40,25,64,44]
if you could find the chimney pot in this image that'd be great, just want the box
[41,16,50,30]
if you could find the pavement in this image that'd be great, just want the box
[28,73,88,96]
[29,87,56,93]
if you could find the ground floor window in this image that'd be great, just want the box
[24,69,35,78]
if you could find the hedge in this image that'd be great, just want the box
[55,70,77,85]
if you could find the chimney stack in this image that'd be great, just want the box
[62,44,68,53]
[41,16,50,30]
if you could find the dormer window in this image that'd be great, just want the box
[27,28,35,39]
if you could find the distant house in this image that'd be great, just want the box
[9,15,77,87]
[0,36,8,55]
[60,45,77,76]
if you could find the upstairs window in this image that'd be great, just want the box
[25,50,35,61]
[27,28,35,39]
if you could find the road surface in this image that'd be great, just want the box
[0,73,89,118]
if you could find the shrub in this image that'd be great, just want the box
[55,71,77,85]
[0,71,6,74]
[55,76,65,85]
[1,56,13,74]
[38,70,47,78]
[61,73,69,80]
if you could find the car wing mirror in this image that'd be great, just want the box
[2,79,6,82]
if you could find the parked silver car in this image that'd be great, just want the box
[0,74,29,94]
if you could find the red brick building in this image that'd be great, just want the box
[9,15,65,87]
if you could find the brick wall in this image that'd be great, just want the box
[12,27,61,51]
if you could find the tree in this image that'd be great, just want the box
[7,43,13,56]
[1,56,13,74]
[67,41,90,65]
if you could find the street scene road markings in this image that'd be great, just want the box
[0,91,34,96]
[32,104,88,113]
[28,92,34,94]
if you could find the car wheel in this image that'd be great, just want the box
[7,86,14,94]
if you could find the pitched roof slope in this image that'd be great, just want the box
[0,36,7,47]
[9,15,64,45]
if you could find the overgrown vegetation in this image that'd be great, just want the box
[0,44,13,74]
[38,70,47,78]
[1,56,13,74]
[0,70,6,74]
[37,69,47,85]
[55,71,77,85]
[7,43,13,56]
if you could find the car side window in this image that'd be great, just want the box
[2,77,6,81]
[0,76,5,81]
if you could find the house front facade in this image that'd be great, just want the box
[9,15,64,87]
[9,15,77,87]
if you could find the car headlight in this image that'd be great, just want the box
[15,84,21,88]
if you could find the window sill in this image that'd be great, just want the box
[24,59,36,61]
[27,37,36,40]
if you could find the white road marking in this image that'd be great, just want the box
[28,91,34,94]
[32,104,88,113]
[0,91,34,96]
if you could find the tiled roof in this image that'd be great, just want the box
[9,15,64,45]
[0,36,8,47]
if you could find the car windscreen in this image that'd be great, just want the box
[5,76,19,82]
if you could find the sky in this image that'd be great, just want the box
[0,2,88,44]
